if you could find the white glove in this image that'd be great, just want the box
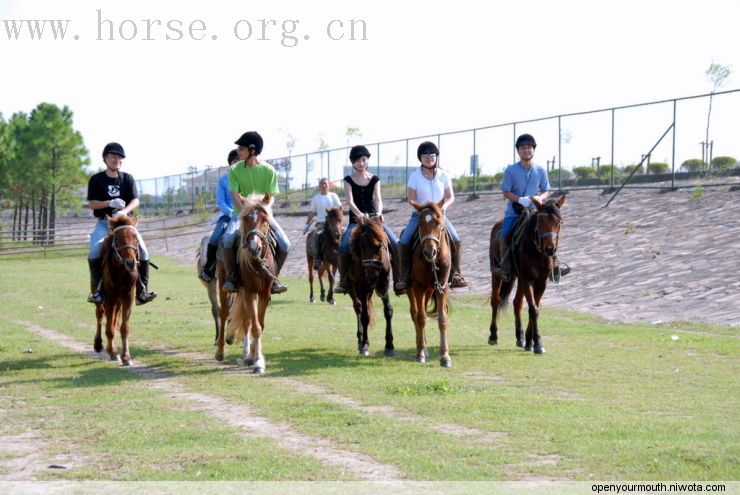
[303,223,311,234]
[109,198,126,209]
[517,196,533,209]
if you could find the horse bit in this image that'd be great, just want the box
[418,209,447,294]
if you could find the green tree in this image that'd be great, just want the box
[647,162,669,174]
[681,159,706,172]
[573,166,596,180]
[710,156,736,171]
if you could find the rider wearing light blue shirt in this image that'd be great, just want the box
[198,149,238,282]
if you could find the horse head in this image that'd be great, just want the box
[411,199,446,263]
[324,207,344,248]
[532,195,566,257]
[240,193,272,259]
[107,215,139,272]
[354,216,388,288]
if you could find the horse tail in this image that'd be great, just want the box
[367,295,376,328]
[426,291,451,317]
[226,290,248,344]
[498,278,515,312]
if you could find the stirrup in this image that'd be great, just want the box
[199,269,214,283]
[491,266,512,282]
[334,282,349,294]
[136,290,157,305]
[87,291,103,304]
[450,274,469,288]
[222,280,238,293]
[271,281,288,294]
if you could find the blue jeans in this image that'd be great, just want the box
[399,211,460,245]
[501,215,518,238]
[222,215,290,252]
[208,215,231,247]
[339,222,398,254]
[88,219,149,261]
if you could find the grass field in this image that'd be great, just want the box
[0,255,738,481]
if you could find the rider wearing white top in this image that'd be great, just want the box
[304,178,342,269]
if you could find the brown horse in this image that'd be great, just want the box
[306,206,344,305]
[93,215,140,366]
[406,200,452,367]
[196,235,234,345]
[345,216,395,357]
[489,195,566,354]
[219,194,276,373]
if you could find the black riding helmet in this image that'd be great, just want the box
[227,149,239,164]
[234,131,264,155]
[515,134,537,149]
[349,145,371,163]
[417,141,439,161]
[102,142,126,159]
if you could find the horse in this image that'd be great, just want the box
[196,235,221,344]
[345,216,395,357]
[306,207,344,305]
[93,215,140,366]
[488,195,566,354]
[406,200,452,367]
[219,194,276,373]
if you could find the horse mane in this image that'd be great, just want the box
[539,199,563,222]
[349,218,386,258]
[326,207,343,223]
[418,201,443,217]
[239,196,273,222]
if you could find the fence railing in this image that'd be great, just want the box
[124,88,740,214]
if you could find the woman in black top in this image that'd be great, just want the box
[335,145,400,294]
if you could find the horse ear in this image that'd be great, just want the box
[532,195,543,209]
[409,200,422,211]
[263,193,271,204]
[131,216,139,227]
[437,199,445,210]
[555,194,566,208]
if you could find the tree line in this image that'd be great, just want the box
[0,103,89,245]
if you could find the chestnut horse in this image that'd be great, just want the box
[220,194,276,373]
[406,200,452,367]
[345,216,395,357]
[306,206,344,305]
[93,215,140,366]
[489,195,566,354]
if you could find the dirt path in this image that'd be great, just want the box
[21,322,404,481]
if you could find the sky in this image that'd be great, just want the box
[1,0,739,182]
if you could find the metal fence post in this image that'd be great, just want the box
[611,108,615,189]
[558,116,562,190]
[671,99,677,189]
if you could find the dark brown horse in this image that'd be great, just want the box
[489,195,566,354]
[219,194,276,373]
[345,216,394,357]
[406,200,452,367]
[93,215,140,366]
[306,206,344,305]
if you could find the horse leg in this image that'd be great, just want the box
[380,292,394,357]
[359,293,371,356]
[251,295,268,373]
[410,289,427,363]
[489,274,501,346]
[438,291,451,367]
[513,283,526,349]
[94,303,104,353]
[243,293,258,368]
[308,256,315,303]
[104,301,119,362]
[326,263,336,305]
[119,301,133,366]
[215,286,228,361]
[521,283,538,353]
[208,280,220,345]
[532,278,547,354]
[318,266,326,302]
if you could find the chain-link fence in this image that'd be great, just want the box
[136,89,740,214]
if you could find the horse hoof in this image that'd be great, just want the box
[440,358,452,368]
[516,340,525,349]
[310,296,315,303]
[225,337,234,346]
[384,349,394,357]
[534,345,546,355]
[121,359,132,367]
[320,295,326,302]
[109,354,120,362]
[215,352,224,362]
[328,299,336,305]
[415,356,427,363]
[524,345,533,352]
[488,337,498,346]
[252,366,265,374]
[359,350,370,357]
[93,340,103,353]
[245,358,255,366]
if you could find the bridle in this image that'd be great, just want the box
[111,225,139,271]
[533,209,562,255]
[417,207,447,294]
[242,208,278,283]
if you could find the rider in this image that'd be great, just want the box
[334,145,401,295]
[198,149,239,282]
[491,133,570,282]
[303,177,342,270]
[221,131,290,294]
[395,141,468,293]
[86,142,157,305]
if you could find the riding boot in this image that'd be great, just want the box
[333,253,352,294]
[271,247,288,294]
[136,260,158,305]
[388,243,403,296]
[198,244,218,282]
[449,240,469,288]
[222,245,239,293]
[87,259,104,304]
[491,235,513,282]
[393,244,412,294]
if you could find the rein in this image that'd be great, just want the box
[417,207,448,294]
[111,225,139,269]
[243,227,278,284]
